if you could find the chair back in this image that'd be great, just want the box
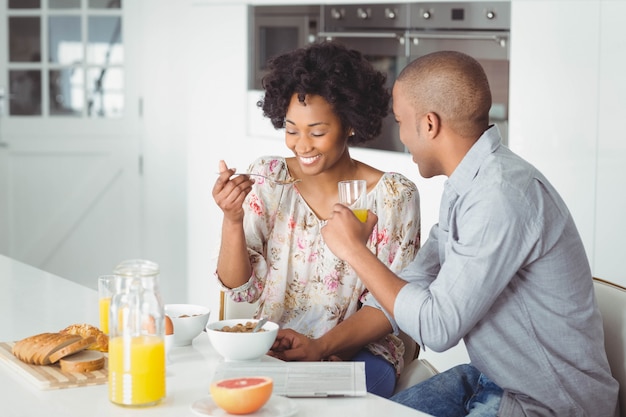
[219,292,258,320]
[593,277,626,417]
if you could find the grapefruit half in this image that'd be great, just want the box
[209,376,273,414]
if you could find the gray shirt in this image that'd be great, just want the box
[394,126,619,416]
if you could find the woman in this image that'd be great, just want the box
[212,41,420,397]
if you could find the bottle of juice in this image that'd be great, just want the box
[108,259,165,407]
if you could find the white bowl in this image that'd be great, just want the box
[164,304,210,346]
[206,318,279,361]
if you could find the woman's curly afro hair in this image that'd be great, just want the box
[257,41,391,146]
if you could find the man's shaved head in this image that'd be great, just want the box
[396,51,492,139]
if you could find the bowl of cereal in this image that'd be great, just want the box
[206,318,279,361]
[164,304,211,346]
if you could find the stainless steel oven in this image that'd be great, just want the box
[319,2,510,152]
[249,5,320,90]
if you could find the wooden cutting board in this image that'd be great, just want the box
[0,341,107,390]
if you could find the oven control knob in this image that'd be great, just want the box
[330,8,344,20]
[385,8,397,20]
[486,10,496,19]
[356,7,371,20]
[422,10,432,20]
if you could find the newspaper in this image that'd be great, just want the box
[211,361,367,397]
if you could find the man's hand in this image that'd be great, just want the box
[321,204,378,262]
[322,207,407,316]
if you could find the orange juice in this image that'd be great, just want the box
[99,297,111,334]
[108,335,165,406]
[352,209,368,222]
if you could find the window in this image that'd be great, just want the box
[7,0,123,117]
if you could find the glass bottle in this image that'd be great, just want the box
[108,259,165,407]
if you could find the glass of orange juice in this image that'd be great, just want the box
[338,180,368,222]
[98,275,115,334]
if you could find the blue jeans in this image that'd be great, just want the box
[390,364,503,417]
[352,349,397,398]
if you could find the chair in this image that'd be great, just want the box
[219,291,259,321]
[593,277,626,416]
[394,354,439,394]
[219,292,439,394]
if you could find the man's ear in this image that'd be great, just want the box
[424,112,441,136]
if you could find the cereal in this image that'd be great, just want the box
[218,321,266,333]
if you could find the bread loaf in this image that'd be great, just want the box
[59,350,105,372]
[12,333,96,365]
[12,333,84,365]
[60,323,108,352]
[12,325,107,369]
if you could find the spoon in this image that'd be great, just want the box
[252,317,268,332]
[218,172,301,186]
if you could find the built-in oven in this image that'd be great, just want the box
[249,5,320,90]
[319,2,510,152]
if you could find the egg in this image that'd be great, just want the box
[165,315,174,335]
[141,316,157,334]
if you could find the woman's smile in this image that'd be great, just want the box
[298,154,322,166]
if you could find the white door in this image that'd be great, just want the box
[0,0,142,289]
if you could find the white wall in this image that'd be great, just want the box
[185,2,251,318]
[139,0,189,304]
[594,1,626,280]
[508,1,598,267]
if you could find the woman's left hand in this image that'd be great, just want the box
[269,328,327,361]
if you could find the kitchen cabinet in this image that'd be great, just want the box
[509,0,598,266]
[509,0,625,287]
[595,1,626,283]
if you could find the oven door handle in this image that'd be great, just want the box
[407,32,507,47]
[318,31,402,40]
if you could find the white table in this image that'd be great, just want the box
[0,255,431,416]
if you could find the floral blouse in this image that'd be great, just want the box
[220,156,420,375]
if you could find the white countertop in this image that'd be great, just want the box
[0,255,430,417]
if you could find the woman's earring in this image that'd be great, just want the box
[349,130,355,137]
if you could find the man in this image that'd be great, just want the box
[320,51,619,416]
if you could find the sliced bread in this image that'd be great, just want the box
[59,350,105,372]
[47,335,96,364]
[12,333,57,365]
[35,333,82,365]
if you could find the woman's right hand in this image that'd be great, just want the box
[212,160,254,222]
